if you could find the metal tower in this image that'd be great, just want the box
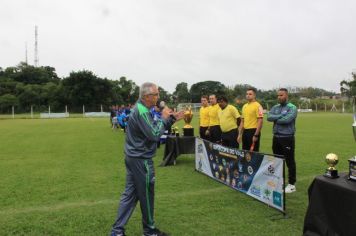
[25,42,28,64]
[34,25,39,67]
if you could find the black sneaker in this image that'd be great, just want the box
[111,232,126,236]
[143,228,169,236]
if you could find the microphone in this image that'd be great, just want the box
[158,100,166,111]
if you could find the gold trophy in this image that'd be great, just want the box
[324,153,339,178]
[183,106,194,136]
[171,126,179,137]
[348,115,356,180]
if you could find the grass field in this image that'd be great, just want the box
[0,113,355,235]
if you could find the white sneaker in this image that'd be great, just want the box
[285,184,296,193]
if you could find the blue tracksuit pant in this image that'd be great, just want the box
[111,157,156,235]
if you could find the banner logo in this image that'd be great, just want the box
[250,185,261,197]
[273,191,282,207]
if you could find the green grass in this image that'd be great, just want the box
[0,113,355,235]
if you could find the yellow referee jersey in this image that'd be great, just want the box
[241,101,263,129]
[199,106,210,127]
[208,104,221,126]
[218,105,241,132]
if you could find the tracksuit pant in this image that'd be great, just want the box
[111,157,156,235]
[272,135,296,185]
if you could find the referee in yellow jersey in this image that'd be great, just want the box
[217,95,241,148]
[206,94,222,143]
[238,87,263,151]
[199,95,210,140]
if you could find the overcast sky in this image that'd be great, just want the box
[1,0,356,93]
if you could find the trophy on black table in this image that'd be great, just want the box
[324,153,339,178]
[183,106,194,136]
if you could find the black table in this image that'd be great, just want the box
[160,135,195,166]
[303,172,356,236]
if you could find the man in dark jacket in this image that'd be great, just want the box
[111,82,184,236]
[267,88,298,194]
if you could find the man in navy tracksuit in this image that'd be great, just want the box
[267,88,298,194]
[111,82,183,236]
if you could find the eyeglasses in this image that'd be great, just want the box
[147,93,159,97]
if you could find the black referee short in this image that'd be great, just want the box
[199,126,209,140]
[208,125,222,143]
[242,128,260,152]
[221,128,239,149]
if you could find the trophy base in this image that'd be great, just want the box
[348,158,356,181]
[324,169,339,179]
[183,128,194,137]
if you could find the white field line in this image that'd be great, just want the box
[0,186,225,216]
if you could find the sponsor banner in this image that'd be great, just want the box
[84,112,110,117]
[195,138,285,212]
[40,112,69,118]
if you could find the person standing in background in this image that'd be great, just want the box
[206,94,222,143]
[199,95,210,140]
[267,88,298,193]
[217,95,241,148]
[238,88,263,152]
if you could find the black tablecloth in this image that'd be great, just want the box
[303,172,356,236]
[160,135,195,166]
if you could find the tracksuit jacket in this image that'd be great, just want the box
[267,102,297,137]
[124,100,175,158]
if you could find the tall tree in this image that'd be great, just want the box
[189,81,226,103]
[0,94,18,112]
[173,82,190,103]
[12,62,60,84]
[340,72,356,104]
[111,77,138,105]
[62,70,113,112]
[158,86,171,104]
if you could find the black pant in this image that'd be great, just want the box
[242,128,260,152]
[208,125,222,143]
[199,126,209,140]
[273,136,296,185]
[221,128,239,149]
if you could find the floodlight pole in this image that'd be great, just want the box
[49,105,51,117]
[101,104,103,112]
[12,106,14,119]
[83,105,85,117]
[31,105,33,118]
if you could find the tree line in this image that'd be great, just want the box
[0,62,346,113]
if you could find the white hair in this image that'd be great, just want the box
[139,82,157,99]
